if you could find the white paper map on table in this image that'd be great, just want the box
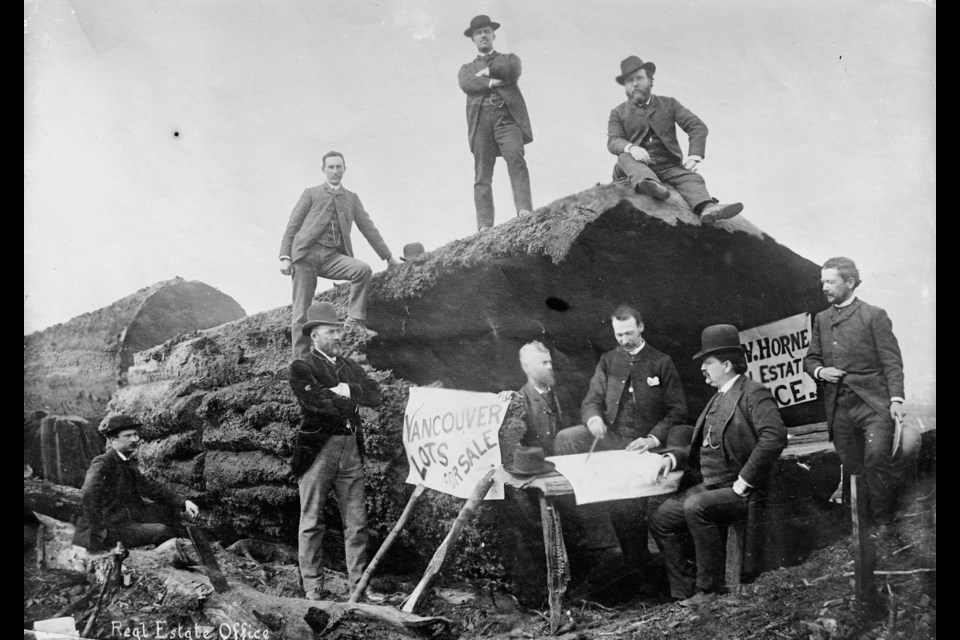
[546,450,683,505]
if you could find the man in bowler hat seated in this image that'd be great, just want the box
[73,414,200,552]
[289,301,386,602]
[608,55,743,225]
[646,325,787,608]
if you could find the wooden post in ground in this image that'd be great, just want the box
[348,483,426,603]
[850,475,877,616]
[538,494,569,635]
[401,469,497,614]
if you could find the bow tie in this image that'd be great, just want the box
[479,52,497,62]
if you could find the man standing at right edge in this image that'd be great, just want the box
[804,256,907,546]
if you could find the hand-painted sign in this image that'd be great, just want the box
[740,313,818,408]
[402,387,507,499]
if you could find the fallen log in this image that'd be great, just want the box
[24,478,82,523]
[204,583,453,640]
[31,514,451,639]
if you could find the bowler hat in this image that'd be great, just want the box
[99,414,141,436]
[400,242,426,262]
[464,14,500,38]
[504,446,556,477]
[301,301,343,336]
[692,324,744,360]
[616,55,657,85]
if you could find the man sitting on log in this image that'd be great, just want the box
[647,325,787,607]
[73,414,200,552]
[607,55,743,225]
[554,304,688,573]
[289,301,385,602]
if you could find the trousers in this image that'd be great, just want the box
[291,244,372,359]
[650,482,748,598]
[614,154,715,212]
[297,434,370,594]
[832,387,899,524]
[473,102,532,229]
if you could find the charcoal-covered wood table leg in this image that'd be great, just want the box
[538,492,570,635]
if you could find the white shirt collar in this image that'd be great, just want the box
[719,374,741,395]
[115,449,129,461]
[835,295,857,309]
[325,182,341,191]
[628,339,646,356]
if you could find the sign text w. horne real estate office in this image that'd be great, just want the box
[739,312,818,408]
[402,386,507,500]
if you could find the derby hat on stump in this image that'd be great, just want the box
[616,55,657,84]
[99,414,141,436]
[464,14,500,37]
[692,324,743,360]
[301,301,343,335]
[504,446,556,477]
[400,242,426,262]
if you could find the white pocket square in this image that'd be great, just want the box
[647,376,660,387]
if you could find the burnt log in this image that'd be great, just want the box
[105,182,849,588]
[24,478,83,523]
[24,277,245,421]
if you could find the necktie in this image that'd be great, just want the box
[542,389,558,414]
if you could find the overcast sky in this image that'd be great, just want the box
[24,0,935,403]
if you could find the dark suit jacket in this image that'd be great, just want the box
[607,94,708,164]
[675,376,787,489]
[458,51,533,154]
[73,448,185,550]
[803,299,905,433]
[289,350,381,476]
[580,344,687,444]
[516,382,573,455]
[279,184,392,263]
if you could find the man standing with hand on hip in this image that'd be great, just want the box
[458,15,534,231]
[279,151,401,358]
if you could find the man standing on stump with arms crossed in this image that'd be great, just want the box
[289,301,385,602]
[279,151,401,359]
[458,15,533,232]
[804,257,906,544]
[554,304,687,574]
[608,55,743,225]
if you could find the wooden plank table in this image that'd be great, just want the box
[497,431,836,634]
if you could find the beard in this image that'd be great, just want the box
[629,88,650,106]
[314,339,342,356]
[534,370,556,388]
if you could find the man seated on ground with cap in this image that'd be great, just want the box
[607,55,743,225]
[73,415,200,552]
[646,325,787,608]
